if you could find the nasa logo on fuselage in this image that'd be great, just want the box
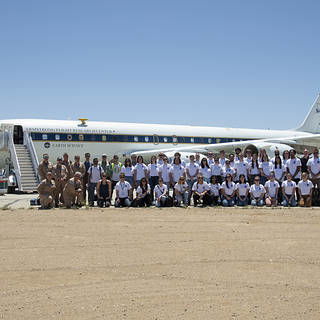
[44,142,51,148]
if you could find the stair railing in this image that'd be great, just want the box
[8,132,22,191]
[25,132,40,183]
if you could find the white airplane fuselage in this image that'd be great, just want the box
[0,118,315,168]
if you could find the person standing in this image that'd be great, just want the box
[186,154,199,202]
[148,155,159,201]
[133,155,148,188]
[38,154,53,181]
[198,157,211,183]
[62,153,73,181]
[210,157,223,184]
[234,153,249,183]
[87,158,104,207]
[158,157,171,187]
[52,157,68,207]
[110,155,122,198]
[37,172,56,209]
[300,149,310,174]
[121,158,134,186]
[169,157,185,187]
[71,155,85,178]
[83,153,92,202]
[100,154,109,173]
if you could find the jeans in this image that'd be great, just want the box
[222,196,235,207]
[156,195,169,207]
[237,197,248,206]
[175,191,189,206]
[115,197,131,207]
[149,176,159,201]
[251,198,264,206]
[282,196,297,207]
[125,176,134,187]
[88,182,97,205]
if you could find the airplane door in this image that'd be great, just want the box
[13,125,24,144]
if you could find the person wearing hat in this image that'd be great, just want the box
[63,172,83,208]
[37,172,56,209]
[52,157,68,207]
[82,153,92,202]
[38,154,53,181]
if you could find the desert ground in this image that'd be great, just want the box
[0,206,320,319]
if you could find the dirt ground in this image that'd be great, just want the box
[0,207,320,320]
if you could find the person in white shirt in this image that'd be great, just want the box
[195,153,201,165]
[192,175,211,207]
[282,150,290,167]
[186,155,199,201]
[259,154,272,185]
[199,157,211,183]
[244,149,253,165]
[154,178,170,207]
[234,153,249,182]
[169,157,185,187]
[158,157,171,187]
[133,155,148,188]
[157,152,165,166]
[236,174,250,206]
[307,148,320,189]
[171,152,186,167]
[297,172,314,207]
[210,157,223,184]
[221,174,236,207]
[148,155,159,202]
[272,156,286,183]
[208,175,221,206]
[219,150,228,167]
[174,176,189,207]
[285,149,301,183]
[115,173,132,207]
[134,177,152,207]
[87,158,104,207]
[235,148,242,161]
[281,173,297,207]
[222,160,236,180]
[207,152,215,166]
[120,158,134,186]
[248,153,260,185]
[265,172,280,207]
[270,149,282,165]
[249,176,266,206]
[228,154,235,168]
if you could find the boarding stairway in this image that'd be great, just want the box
[14,145,39,192]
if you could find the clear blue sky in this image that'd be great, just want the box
[1,0,319,130]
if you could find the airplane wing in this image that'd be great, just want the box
[128,133,320,157]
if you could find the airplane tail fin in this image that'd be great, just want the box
[296,94,320,133]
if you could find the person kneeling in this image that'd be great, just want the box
[281,173,297,207]
[192,175,211,207]
[115,173,132,207]
[236,174,249,206]
[63,172,84,208]
[208,175,221,206]
[221,174,236,207]
[37,172,56,209]
[96,173,112,207]
[264,172,279,207]
[298,172,313,207]
[174,176,189,207]
[154,178,171,207]
[134,178,152,207]
[249,176,266,206]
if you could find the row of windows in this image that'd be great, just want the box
[31,132,246,144]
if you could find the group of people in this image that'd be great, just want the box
[36,146,320,209]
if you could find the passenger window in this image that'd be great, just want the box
[134,136,139,142]
[55,134,60,140]
[42,134,48,140]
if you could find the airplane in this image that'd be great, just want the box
[0,94,320,192]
